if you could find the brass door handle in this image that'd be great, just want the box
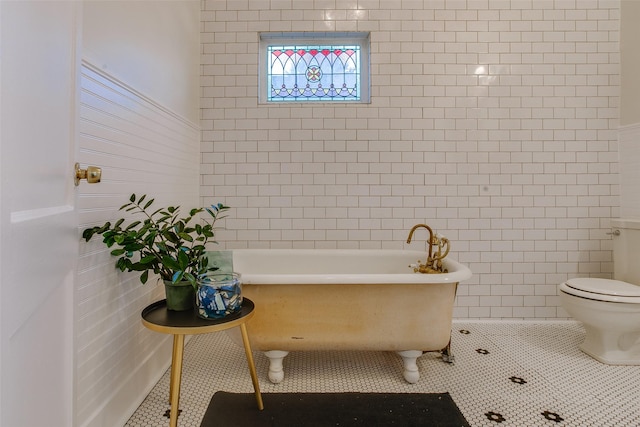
[74,163,102,186]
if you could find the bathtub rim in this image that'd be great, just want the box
[228,248,472,285]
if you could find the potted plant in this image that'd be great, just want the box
[82,194,230,311]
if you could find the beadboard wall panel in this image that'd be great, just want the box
[76,62,200,427]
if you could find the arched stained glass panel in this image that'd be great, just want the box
[266,45,361,102]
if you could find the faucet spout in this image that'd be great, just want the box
[406,223,434,263]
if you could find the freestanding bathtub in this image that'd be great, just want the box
[212,249,472,384]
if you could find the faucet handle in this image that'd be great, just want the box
[409,260,423,273]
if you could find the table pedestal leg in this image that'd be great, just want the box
[240,323,264,410]
[169,334,185,427]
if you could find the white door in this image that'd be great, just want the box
[1,2,81,426]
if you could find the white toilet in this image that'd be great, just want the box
[559,218,640,365]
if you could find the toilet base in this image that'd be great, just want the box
[580,347,640,365]
[559,287,640,365]
[579,325,640,365]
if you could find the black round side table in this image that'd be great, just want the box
[141,298,263,427]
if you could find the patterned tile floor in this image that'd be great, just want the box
[125,321,640,426]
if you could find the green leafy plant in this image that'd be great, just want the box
[82,194,229,288]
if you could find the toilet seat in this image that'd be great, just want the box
[561,278,640,303]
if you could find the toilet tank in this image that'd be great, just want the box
[611,218,640,285]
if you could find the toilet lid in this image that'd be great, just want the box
[565,278,640,298]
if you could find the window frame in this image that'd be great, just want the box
[259,32,371,104]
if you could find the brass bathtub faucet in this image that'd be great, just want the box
[406,224,450,274]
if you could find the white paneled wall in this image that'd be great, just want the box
[200,0,620,319]
[76,62,200,427]
[618,123,640,217]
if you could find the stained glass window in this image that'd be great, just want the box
[260,33,370,103]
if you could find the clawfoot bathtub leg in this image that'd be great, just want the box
[397,350,423,384]
[264,350,289,384]
[441,338,455,364]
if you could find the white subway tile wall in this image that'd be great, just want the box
[200,0,620,319]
